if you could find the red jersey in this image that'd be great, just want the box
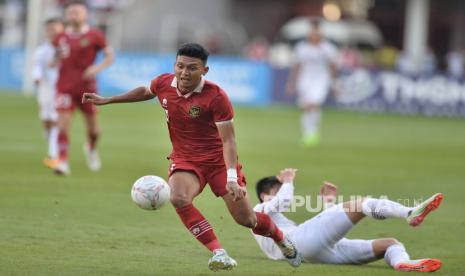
[150,73,234,164]
[53,26,107,94]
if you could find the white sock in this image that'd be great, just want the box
[48,126,59,159]
[301,110,321,137]
[362,198,412,219]
[385,243,410,268]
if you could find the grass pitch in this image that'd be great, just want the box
[0,92,464,275]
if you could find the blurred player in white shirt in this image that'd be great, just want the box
[32,18,64,167]
[252,168,443,272]
[286,20,338,147]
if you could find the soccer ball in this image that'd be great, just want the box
[131,175,170,210]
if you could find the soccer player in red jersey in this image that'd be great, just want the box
[51,1,114,175]
[82,43,302,271]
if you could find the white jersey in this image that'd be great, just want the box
[33,42,58,120]
[253,183,297,260]
[294,40,338,90]
[293,40,338,106]
[33,42,58,97]
[253,183,376,265]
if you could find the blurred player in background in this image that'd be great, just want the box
[253,168,443,272]
[82,43,302,271]
[51,1,114,175]
[286,20,338,147]
[33,18,64,168]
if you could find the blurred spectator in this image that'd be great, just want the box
[446,49,464,79]
[337,45,362,71]
[244,36,269,61]
[375,42,399,70]
[204,33,223,55]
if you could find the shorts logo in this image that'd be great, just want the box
[188,105,201,118]
[162,98,168,108]
[80,38,90,47]
[56,94,72,109]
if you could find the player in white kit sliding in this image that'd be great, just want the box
[252,168,443,272]
[286,20,338,147]
[32,18,64,168]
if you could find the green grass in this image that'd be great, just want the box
[0,92,464,275]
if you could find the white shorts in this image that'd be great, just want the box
[289,204,376,264]
[37,85,57,121]
[296,82,330,107]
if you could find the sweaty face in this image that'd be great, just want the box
[174,55,208,93]
[65,4,87,26]
[45,22,64,41]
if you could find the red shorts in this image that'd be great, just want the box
[168,160,246,197]
[56,92,97,115]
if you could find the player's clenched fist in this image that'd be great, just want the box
[226,181,247,201]
[82,93,109,105]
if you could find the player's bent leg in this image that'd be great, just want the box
[169,171,233,270]
[222,193,256,227]
[83,113,101,171]
[345,196,422,223]
[222,194,302,267]
[169,171,201,208]
[378,238,442,272]
[341,198,366,224]
[372,238,400,259]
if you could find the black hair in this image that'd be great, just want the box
[176,43,210,64]
[45,17,63,25]
[255,176,282,203]
[64,0,88,9]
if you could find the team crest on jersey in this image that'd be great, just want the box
[80,37,90,47]
[188,105,201,118]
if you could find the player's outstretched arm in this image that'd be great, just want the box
[82,86,155,105]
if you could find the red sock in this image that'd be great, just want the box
[88,132,99,151]
[252,212,284,243]
[176,204,222,252]
[58,131,69,161]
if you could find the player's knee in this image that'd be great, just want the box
[170,193,192,208]
[384,238,401,247]
[373,238,401,257]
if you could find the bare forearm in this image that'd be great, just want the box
[222,139,238,169]
[94,52,114,73]
[107,86,154,104]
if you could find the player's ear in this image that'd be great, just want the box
[202,66,209,75]
[259,192,267,202]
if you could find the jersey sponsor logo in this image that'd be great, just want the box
[80,37,90,47]
[188,105,201,118]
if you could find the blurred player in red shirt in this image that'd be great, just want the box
[50,1,114,175]
[82,43,302,271]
